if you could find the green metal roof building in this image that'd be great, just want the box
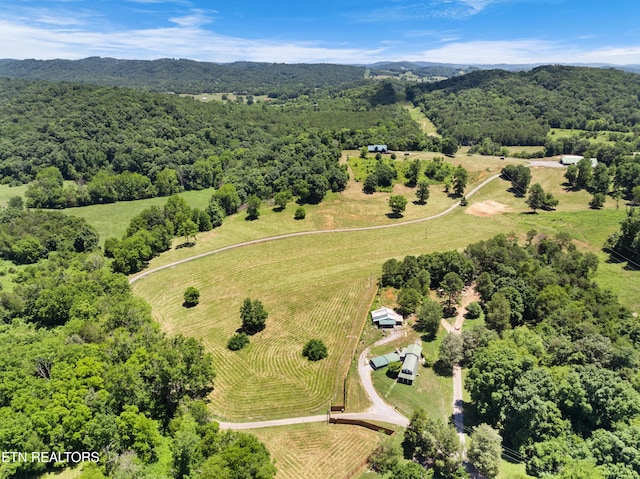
[369,352,401,370]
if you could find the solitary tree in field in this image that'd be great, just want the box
[294,207,306,220]
[246,195,261,220]
[589,193,606,209]
[240,298,268,334]
[416,180,430,204]
[405,159,421,187]
[388,194,408,217]
[227,332,249,351]
[302,339,328,361]
[564,164,578,188]
[273,190,292,210]
[178,219,198,244]
[526,183,558,213]
[183,286,200,307]
[453,165,468,196]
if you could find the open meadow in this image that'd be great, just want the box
[248,422,384,479]
[132,159,639,424]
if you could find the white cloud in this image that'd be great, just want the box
[405,39,640,65]
[169,9,215,27]
[0,18,386,64]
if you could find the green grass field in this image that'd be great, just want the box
[64,188,215,242]
[132,165,638,423]
[0,183,28,206]
[548,128,621,145]
[248,422,382,479]
[404,104,440,136]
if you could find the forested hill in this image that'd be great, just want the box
[0,57,367,96]
[0,77,428,207]
[410,65,640,146]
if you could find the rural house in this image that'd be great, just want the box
[371,306,403,328]
[397,343,423,385]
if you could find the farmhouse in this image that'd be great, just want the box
[371,306,403,328]
[397,343,423,385]
[369,352,401,370]
[368,144,388,154]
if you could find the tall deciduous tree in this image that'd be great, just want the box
[240,298,268,334]
[416,298,442,338]
[453,165,468,196]
[440,271,464,310]
[246,195,261,220]
[402,409,463,478]
[388,194,408,217]
[485,292,512,334]
[416,180,430,204]
[468,424,502,479]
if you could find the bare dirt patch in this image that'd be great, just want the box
[465,200,514,217]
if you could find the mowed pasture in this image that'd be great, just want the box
[138,150,515,271]
[133,163,638,421]
[248,423,382,479]
[132,210,513,420]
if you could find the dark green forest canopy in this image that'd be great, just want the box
[383,233,640,477]
[0,78,427,208]
[0,57,368,95]
[0,204,275,478]
[411,65,640,145]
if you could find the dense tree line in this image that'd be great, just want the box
[380,232,640,477]
[0,57,367,96]
[0,203,275,479]
[0,198,98,264]
[412,65,640,146]
[461,234,640,477]
[0,77,443,208]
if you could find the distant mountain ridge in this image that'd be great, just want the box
[1,56,638,95]
[0,57,368,95]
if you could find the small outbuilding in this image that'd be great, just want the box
[369,352,401,370]
[371,307,403,328]
[368,145,388,154]
[560,155,583,165]
[560,155,598,167]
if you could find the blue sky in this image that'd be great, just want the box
[1,0,639,65]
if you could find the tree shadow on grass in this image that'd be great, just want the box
[385,213,404,219]
[175,241,195,249]
[433,359,454,377]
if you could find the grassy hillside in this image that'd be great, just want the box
[133,157,639,422]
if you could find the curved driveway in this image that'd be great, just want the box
[129,170,507,430]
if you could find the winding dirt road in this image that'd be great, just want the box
[128,166,540,430]
[129,173,502,284]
